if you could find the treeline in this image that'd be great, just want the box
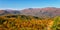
[0,15,60,30]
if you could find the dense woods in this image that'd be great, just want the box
[0,15,60,30]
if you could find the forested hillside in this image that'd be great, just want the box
[0,15,60,30]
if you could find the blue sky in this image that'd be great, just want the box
[0,0,60,10]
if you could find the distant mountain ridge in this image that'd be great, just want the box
[21,7,60,17]
[0,7,60,17]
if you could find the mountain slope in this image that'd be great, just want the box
[0,7,60,17]
[0,10,21,15]
[21,7,60,17]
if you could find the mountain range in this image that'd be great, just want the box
[0,7,60,18]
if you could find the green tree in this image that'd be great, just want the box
[51,16,60,30]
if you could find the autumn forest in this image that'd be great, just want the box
[0,14,60,30]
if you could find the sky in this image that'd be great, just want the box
[0,0,60,10]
